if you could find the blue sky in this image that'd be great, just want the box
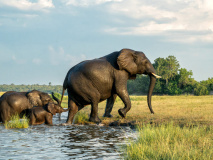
[0,0,212,85]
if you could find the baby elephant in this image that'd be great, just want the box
[25,102,69,125]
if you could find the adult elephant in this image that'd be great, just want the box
[0,90,53,123]
[60,49,161,124]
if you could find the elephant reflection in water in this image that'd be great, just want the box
[60,48,161,124]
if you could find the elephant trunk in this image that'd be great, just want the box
[147,74,156,114]
[62,108,70,112]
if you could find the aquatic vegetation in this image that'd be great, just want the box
[4,114,29,129]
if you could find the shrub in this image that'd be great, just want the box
[194,84,209,96]
[4,114,29,129]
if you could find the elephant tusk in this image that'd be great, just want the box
[151,73,162,78]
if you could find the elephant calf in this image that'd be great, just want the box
[25,102,69,125]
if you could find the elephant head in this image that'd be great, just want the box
[117,49,161,114]
[27,90,53,107]
[47,102,70,115]
[47,92,70,115]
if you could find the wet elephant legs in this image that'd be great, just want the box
[66,99,80,124]
[66,98,101,124]
[103,94,117,117]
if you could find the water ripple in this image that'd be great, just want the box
[0,112,137,160]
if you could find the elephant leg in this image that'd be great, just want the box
[1,110,10,123]
[45,115,53,125]
[66,99,79,124]
[103,94,117,117]
[89,98,101,123]
[89,101,101,123]
[116,87,131,118]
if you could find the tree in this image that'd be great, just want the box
[178,68,193,88]
[194,83,209,96]
[153,56,180,86]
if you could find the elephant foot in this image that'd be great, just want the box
[118,109,126,118]
[89,116,102,124]
[103,113,113,118]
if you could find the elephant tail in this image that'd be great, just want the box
[60,88,66,106]
[60,76,68,106]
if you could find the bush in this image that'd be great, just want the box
[4,114,29,129]
[194,84,209,96]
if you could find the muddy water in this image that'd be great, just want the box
[0,112,137,160]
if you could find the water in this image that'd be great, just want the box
[0,112,137,160]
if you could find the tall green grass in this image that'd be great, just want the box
[123,122,212,160]
[4,114,29,129]
[74,111,89,125]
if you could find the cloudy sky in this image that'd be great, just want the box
[0,0,212,85]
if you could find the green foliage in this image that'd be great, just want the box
[74,111,89,124]
[127,55,212,96]
[0,84,67,95]
[122,122,213,160]
[127,75,149,95]
[51,92,62,100]
[166,81,182,95]
[153,56,180,85]
[194,83,209,96]
[4,114,29,129]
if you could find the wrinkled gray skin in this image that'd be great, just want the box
[61,49,161,124]
[0,90,53,123]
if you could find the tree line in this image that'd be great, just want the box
[0,84,65,95]
[127,55,213,96]
[0,55,212,96]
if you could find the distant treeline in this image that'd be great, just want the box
[0,84,65,95]
[127,55,213,96]
[0,56,212,96]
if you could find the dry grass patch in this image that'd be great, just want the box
[61,95,213,126]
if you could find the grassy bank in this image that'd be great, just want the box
[70,95,212,159]
[68,95,213,126]
[122,122,212,160]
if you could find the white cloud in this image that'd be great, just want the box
[104,0,213,43]
[0,0,54,11]
[64,0,122,6]
[48,46,87,66]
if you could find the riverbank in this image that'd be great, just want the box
[70,95,213,127]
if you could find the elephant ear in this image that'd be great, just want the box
[117,49,138,75]
[47,103,56,115]
[27,90,42,107]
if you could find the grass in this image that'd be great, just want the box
[62,95,213,126]
[1,92,212,158]
[4,114,29,129]
[122,122,213,160]
[74,111,90,125]
[60,95,213,159]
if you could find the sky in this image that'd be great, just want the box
[0,0,212,85]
